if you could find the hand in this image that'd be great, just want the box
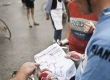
[83,21,95,33]
[47,73,55,80]
[65,51,71,59]
[39,68,54,80]
[63,10,67,18]
[19,62,40,76]
[46,14,49,20]
[60,38,69,46]
[65,51,84,61]
[10,62,40,80]
[41,68,52,73]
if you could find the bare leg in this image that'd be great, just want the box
[31,8,35,23]
[27,8,32,27]
[31,8,39,25]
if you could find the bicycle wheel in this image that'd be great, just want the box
[0,19,11,39]
[41,2,46,14]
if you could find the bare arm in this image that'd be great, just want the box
[10,62,40,80]
[66,23,71,40]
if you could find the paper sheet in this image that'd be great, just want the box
[34,43,76,80]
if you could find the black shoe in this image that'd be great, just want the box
[29,25,32,28]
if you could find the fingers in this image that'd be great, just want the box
[83,23,91,33]
[46,17,49,20]
[65,55,71,59]
[67,51,76,55]
[63,11,67,17]
[65,51,73,59]
[61,38,69,45]
[41,68,52,73]
[83,21,95,33]
[32,63,40,75]
[32,67,37,75]
[46,14,49,20]
[34,63,40,67]
[69,51,84,61]
[41,68,48,72]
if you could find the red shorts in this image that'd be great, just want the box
[69,34,88,54]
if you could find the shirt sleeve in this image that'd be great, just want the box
[45,0,53,14]
[62,1,66,10]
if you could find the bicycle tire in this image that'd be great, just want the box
[0,19,11,39]
[41,2,46,14]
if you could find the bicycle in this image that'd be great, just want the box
[0,19,11,39]
[41,1,46,14]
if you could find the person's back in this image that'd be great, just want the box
[76,10,110,80]
[74,0,110,80]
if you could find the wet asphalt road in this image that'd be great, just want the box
[0,0,67,79]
